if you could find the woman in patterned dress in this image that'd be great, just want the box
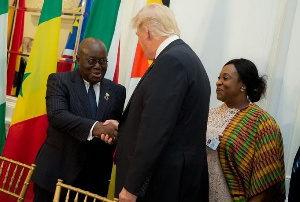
[206,58,285,202]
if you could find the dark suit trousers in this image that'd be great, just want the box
[34,140,111,202]
[72,140,111,196]
[33,184,55,202]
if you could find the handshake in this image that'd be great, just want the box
[93,120,119,144]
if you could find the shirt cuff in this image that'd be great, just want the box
[87,121,98,141]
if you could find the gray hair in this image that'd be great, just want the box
[132,3,180,39]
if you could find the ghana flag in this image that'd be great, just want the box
[2,0,62,200]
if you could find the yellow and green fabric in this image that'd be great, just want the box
[219,103,286,202]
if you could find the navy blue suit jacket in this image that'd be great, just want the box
[32,69,126,193]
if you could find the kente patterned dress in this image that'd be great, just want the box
[218,103,286,202]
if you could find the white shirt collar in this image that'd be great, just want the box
[83,79,100,88]
[155,35,179,59]
[83,79,101,105]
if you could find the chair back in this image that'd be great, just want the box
[0,156,36,202]
[53,179,119,202]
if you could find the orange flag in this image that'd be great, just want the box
[125,0,169,103]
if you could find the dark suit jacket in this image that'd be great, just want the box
[116,39,211,202]
[289,146,300,202]
[32,69,126,193]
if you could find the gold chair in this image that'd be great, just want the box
[0,156,36,202]
[53,179,119,202]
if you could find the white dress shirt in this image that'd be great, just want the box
[155,35,179,59]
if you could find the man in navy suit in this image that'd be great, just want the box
[32,37,126,201]
[113,3,210,202]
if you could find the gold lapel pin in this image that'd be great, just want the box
[104,92,110,100]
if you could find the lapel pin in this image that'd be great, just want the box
[104,92,110,100]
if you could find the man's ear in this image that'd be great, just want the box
[144,28,151,40]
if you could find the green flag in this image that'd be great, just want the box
[0,0,8,154]
[83,0,120,51]
[75,0,121,82]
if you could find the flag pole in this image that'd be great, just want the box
[72,0,86,69]
[7,0,20,69]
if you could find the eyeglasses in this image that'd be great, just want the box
[86,58,108,66]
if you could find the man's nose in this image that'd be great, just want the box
[93,62,102,68]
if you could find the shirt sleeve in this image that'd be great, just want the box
[87,121,98,141]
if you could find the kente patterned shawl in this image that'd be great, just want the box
[218,103,285,202]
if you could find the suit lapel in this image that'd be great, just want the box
[123,39,184,114]
[97,78,111,121]
[123,62,155,113]
[71,70,92,118]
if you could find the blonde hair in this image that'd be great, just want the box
[132,3,180,39]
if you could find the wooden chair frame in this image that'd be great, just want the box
[0,156,36,202]
[53,179,119,202]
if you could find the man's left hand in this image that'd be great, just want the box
[100,134,116,144]
[119,188,137,202]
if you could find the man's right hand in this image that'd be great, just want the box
[92,121,118,140]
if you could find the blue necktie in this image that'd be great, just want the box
[88,84,97,119]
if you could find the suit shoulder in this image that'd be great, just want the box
[49,71,72,79]
[103,78,125,90]
[47,71,74,86]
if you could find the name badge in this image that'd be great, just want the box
[206,137,220,150]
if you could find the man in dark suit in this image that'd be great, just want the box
[32,37,126,201]
[289,145,300,202]
[114,3,210,202]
